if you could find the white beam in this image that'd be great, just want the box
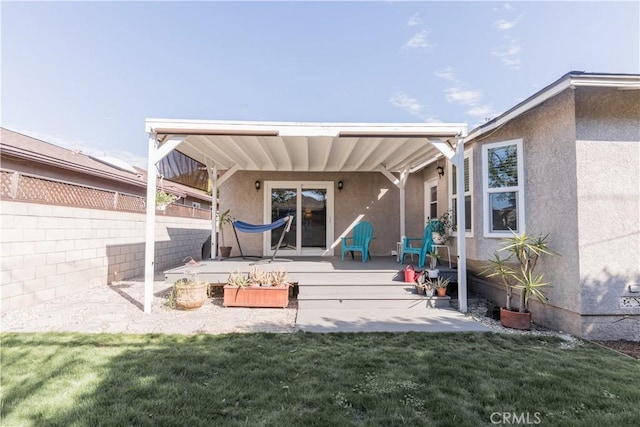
[144,133,158,314]
[217,164,240,186]
[377,166,400,187]
[455,138,468,313]
[430,138,457,160]
[153,136,185,164]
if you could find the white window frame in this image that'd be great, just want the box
[448,148,473,237]
[482,139,525,238]
[263,181,335,256]
[424,178,438,226]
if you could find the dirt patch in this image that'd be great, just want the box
[594,340,640,359]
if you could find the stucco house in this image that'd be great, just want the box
[460,71,640,341]
[142,71,639,340]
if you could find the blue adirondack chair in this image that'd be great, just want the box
[341,221,374,262]
[400,221,436,268]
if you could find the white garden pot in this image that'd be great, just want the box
[427,269,439,279]
[432,232,446,244]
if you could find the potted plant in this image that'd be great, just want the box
[423,276,436,298]
[432,276,450,297]
[155,189,178,211]
[217,209,233,258]
[223,267,290,308]
[430,209,454,244]
[169,275,209,310]
[482,231,558,330]
[426,250,440,278]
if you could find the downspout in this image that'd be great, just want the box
[455,137,468,313]
[143,133,158,314]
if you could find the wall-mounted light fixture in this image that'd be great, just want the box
[337,180,344,192]
[255,180,261,191]
[436,165,445,178]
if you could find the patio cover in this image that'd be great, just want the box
[143,119,468,313]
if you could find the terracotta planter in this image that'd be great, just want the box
[500,308,532,330]
[436,287,447,297]
[219,246,232,258]
[223,285,289,308]
[174,282,209,310]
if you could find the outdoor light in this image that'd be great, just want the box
[255,180,261,191]
[436,165,445,178]
[337,180,344,191]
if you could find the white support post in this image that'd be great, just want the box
[143,133,158,314]
[399,169,409,242]
[209,163,218,260]
[455,137,468,313]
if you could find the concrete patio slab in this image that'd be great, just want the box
[295,306,492,333]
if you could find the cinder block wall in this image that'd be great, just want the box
[1,201,211,312]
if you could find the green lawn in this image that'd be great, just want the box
[1,332,638,426]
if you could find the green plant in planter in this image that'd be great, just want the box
[427,250,440,270]
[431,276,450,289]
[217,209,232,250]
[167,276,209,310]
[482,231,558,312]
[268,268,291,287]
[226,269,249,287]
[429,209,454,243]
[248,266,269,287]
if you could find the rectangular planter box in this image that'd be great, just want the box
[223,285,289,308]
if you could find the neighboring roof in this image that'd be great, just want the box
[466,71,640,142]
[0,128,210,202]
[145,120,468,174]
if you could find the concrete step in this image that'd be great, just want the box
[298,298,440,310]
[298,284,413,298]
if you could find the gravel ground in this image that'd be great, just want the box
[1,282,637,358]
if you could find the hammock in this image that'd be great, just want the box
[231,215,294,263]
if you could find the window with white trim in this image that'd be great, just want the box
[449,149,473,235]
[482,139,525,237]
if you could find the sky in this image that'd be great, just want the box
[2,1,639,168]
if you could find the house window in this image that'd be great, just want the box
[424,179,438,225]
[449,149,472,235]
[482,139,525,237]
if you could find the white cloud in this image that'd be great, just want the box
[494,19,517,31]
[434,67,456,81]
[408,13,421,27]
[492,39,522,69]
[445,87,482,106]
[389,93,424,117]
[403,31,432,49]
[467,105,498,120]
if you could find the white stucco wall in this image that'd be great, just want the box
[1,201,210,312]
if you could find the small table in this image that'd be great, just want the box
[431,245,451,268]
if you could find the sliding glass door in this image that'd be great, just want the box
[265,181,334,256]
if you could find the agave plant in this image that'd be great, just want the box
[482,231,558,312]
[248,266,268,286]
[226,269,249,288]
[268,268,290,287]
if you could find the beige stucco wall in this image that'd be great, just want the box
[574,87,640,339]
[466,86,640,340]
[218,171,425,258]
